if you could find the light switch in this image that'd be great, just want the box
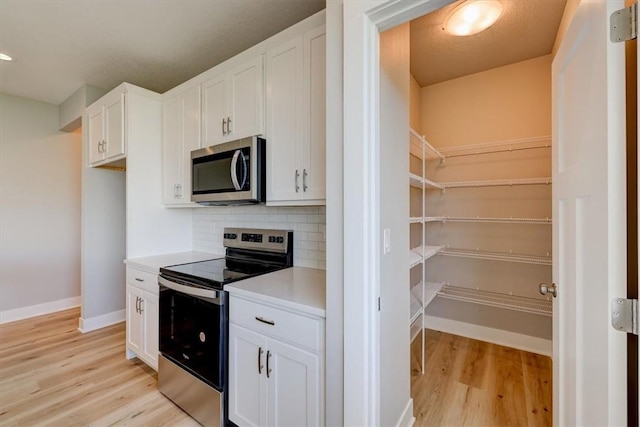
[383,229,391,254]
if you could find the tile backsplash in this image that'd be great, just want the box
[192,206,326,269]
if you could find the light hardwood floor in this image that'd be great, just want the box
[411,329,552,427]
[0,308,198,426]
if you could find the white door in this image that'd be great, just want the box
[302,26,327,202]
[126,285,143,355]
[141,291,159,370]
[229,324,267,427]
[266,37,303,203]
[87,104,104,165]
[162,97,181,204]
[202,74,228,147]
[104,92,124,160]
[552,0,627,425]
[228,57,264,139]
[181,85,201,201]
[266,338,321,427]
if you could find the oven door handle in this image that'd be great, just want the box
[158,276,221,302]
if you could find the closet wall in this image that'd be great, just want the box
[411,54,553,348]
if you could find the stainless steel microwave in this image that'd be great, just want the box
[191,136,266,206]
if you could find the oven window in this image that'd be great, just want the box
[159,287,225,390]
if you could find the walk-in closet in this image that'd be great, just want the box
[406,0,566,423]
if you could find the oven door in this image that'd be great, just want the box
[158,276,227,391]
[191,137,265,205]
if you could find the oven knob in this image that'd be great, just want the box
[277,237,284,243]
[199,332,206,343]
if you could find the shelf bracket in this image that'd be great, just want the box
[611,298,638,335]
[611,3,637,42]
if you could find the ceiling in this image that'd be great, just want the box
[0,0,325,105]
[0,0,568,105]
[410,0,567,87]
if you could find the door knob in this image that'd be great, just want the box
[539,283,557,298]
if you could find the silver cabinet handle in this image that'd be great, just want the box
[230,150,245,191]
[135,296,139,314]
[138,297,144,314]
[303,169,308,192]
[258,347,264,374]
[255,316,275,326]
[135,277,144,282]
[266,350,272,378]
[227,116,231,134]
[98,141,103,153]
[295,170,300,192]
[222,117,227,136]
[177,184,182,198]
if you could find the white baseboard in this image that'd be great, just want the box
[78,309,125,333]
[0,296,81,324]
[395,399,415,427]
[424,315,552,357]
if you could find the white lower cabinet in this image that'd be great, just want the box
[229,296,324,427]
[125,267,159,370]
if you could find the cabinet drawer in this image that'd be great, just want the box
[230,296,322,352]
[126,268,158,295]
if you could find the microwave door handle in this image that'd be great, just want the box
[231,150,242,190]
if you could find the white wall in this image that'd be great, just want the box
[379,23,411,427]
[0,93,82,321]
[192,206,326,268]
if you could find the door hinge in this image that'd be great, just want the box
[611,3,638,42]
[611,298,638,335]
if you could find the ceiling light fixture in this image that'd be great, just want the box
[444,0,504,36]
[0,53,13,61]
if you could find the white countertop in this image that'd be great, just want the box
[226,267,326,318]
[124,251,224,274]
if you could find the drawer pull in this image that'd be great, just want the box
[135,277,144,282]
[255,316,275,326]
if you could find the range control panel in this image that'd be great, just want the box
[223,228,292,254]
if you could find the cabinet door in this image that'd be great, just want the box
[87,104,104,165]
[266,37,303,203]
[103,92,125,160]
[180,85,201,201]
[162,97,182,204]
[227,56,264,140]
[229,324,268,427]
[202,74,228,147]
[266,338,322,427]
[126,285,143,356]
[141,291,159,370]
[302,26,326,202]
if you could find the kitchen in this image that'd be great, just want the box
[0,0,636,426]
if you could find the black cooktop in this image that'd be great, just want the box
[160,257,287,290]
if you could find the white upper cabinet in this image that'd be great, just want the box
[202,56,264,147]
[87,89,125,166]
[266,25,326,206]
[162,85,201,206]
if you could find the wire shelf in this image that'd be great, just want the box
[409,173,444,190]
[410,281,444,324]
[425,216,552,225]
[437,135,552,159]
[440,177,551,189]
[438,247,552,265]
[409,128,444,160]
[410,245,442,267]
[437,284,552,316]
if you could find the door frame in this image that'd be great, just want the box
[340,0,630,424]
[341,1,454,424]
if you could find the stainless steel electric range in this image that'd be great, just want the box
[157,228,293,427]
